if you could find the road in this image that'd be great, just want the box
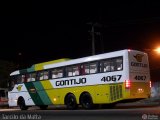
[0,106,160,120]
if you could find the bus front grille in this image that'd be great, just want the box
[110,84,122,101]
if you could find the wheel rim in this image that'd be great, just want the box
[19,100,25,109]
[66,95,77,109]
[68,97,75,107]
[83,96,91,107]
[81,94,93,109]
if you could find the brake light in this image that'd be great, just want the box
[150,81,152,88]
[128,49,131,52]
[125,80,131,89]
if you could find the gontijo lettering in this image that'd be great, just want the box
[131,62,148,68]
[55,78,86,86]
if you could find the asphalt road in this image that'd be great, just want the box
[0,106,160,120]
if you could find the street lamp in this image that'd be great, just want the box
[154,47,160,54]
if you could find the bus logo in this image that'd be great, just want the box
[16,85,23,91]
[134,54,143,62]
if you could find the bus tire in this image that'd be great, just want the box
[18,97,28,110]
[65,94,78,110]
[80,93,94,109]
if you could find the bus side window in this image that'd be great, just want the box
[116,57,123,71]
[66,67,73,77]
[84,64,89,74]
[90,62,97,74]
[36,72,40,80]
[39,72,44,80]
[51,68,63,78]
[57,69,63,78]
[9,76,16,91]
[72,65,80,76]
[36,72,43,81]
[31,73,36,81]
[110,61,115,71]
[26,74,31,82]
[51,69,58,78]
[21,75,26,83]
[44,71,49,80]
[104,61,111,72]
[80,65,85,75]
[17,75,22,84]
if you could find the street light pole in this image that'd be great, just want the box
[91,25,95,55]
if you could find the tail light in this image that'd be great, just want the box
[150,81,152,88]
[128,49,131,52]
[125,80,131,89]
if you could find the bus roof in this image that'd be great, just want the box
[44,49,128,69]
[10,58,70,76]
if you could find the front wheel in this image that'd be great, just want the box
[18,98,28,110]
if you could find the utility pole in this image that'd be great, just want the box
[91,24,95,55]
[87,22,102,55]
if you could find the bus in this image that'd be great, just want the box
[8,49,151,110]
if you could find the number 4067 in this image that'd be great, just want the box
[101,75,122,82]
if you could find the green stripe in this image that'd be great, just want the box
[19,69,27,74]
[33,82,52,105]
[27,65,35,72]
[25,82,44,105]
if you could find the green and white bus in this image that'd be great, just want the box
[8,49,151,110]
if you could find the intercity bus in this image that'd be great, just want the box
[8,49,151,110]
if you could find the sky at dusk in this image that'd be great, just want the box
[1,1,160,69]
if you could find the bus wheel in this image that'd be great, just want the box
[65,94,78,110]
[39,105,48,110]
[18,97,28,110]
[80,93,93,109]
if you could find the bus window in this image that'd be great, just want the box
[80,65,85,75]
[57,69,63,78]
[9,76,17,90]
[90,62,97,74]
[51,69,58,78]
[73,66,80,76]
[17,75,23,84]
[104,61,111,72]
[27,74,31,82]
[110,60,115,71]
[51,68,63,78]
[99,62,103,73]
[27,73,36,82]
[31,73,36,81]
[84,64,90,74]
[116,57,123,71]
[39,72,44,80]
[21,75,26,82]
[44,71,49,79]
[66,65,80,77]
[66,67,73,77]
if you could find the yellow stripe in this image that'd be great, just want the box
[40,80,53,89]
[35,58,70,71]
